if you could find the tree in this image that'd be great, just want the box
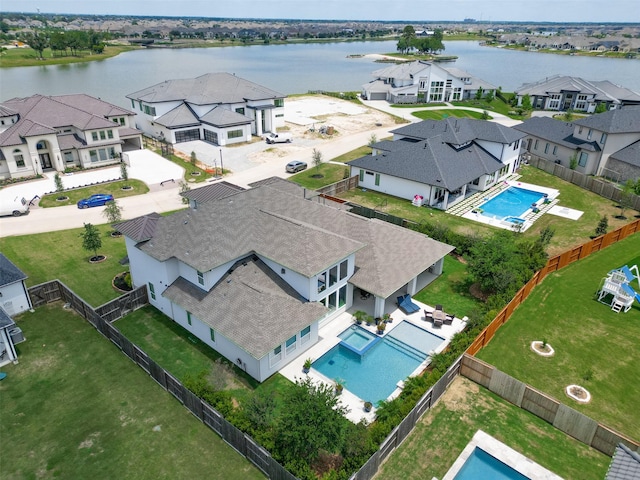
[595,102,607,113]
[521,94,532,111]
[190,151,198,167]
[312,148,323,171]
[569,153,578,170]
[120,160,128,182]
[54,172,64,194]
[80,223,102,260]
[368,133,377,146]
[102,200,123,233]
[475,86,484,100]
[563,109,574,121]
[179,180,191,204]
[617,179,636,219]
[595,215,608,237]
[274,376,348,465]
[23,31,49,59]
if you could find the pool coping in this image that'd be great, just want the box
[441,429,564,480]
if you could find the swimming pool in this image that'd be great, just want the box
[479,186,546,221]
[453,448,528,480]
[313,321,445,404]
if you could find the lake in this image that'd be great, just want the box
[1,40,639,109]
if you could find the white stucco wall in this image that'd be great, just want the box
[351,166,433,202]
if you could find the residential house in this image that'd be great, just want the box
[0,253,32,366]
[514,106,640,182]
[514,75,640,112]
[348,118,526,209]
[126,73,286,146]
[361,60,496,104]
[0,94,142,180]
[115,179,454,382]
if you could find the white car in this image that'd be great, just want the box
[265,132,293,144]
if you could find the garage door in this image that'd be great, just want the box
[175,129,200,143]
[370,92,387,101]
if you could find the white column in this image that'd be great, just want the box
[407,277,418,296]
[255,109,263,136]
[374,296,385,318]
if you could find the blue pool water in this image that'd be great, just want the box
[339,326,379,354]
[479,186,546,221]
[314,322,444,404]
[453,448,528,480]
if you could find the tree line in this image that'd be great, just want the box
[396,25,445,54]
[19,29,109,59]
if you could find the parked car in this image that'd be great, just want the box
[266,132,293,144]
[286,161,307,173]
[77,194,114,209]
[0,196,29,217]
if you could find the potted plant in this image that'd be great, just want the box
[365,315,373,327]
[382,313,392,324]
[353,310,366,325]
[364,401,372,412]
[377,321,386,335]
[302,358,312,374]
[334,379,344,395]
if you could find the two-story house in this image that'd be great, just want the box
[126,73,286,145]
[361,60,496,104]
[514,106,640,182]
[115,179,453,382]
[514,75,640,113]
[348,118,526,210]
[0,94,142,180]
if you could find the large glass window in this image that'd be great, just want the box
[285,335,297,355]
[227,129,243,139]
[375,173,380,186]
[328,291,337,310]
[107,130,114,139]
[317,272,326,293]
[600,133,607,145]
[274,98,284,107]
[359,170,364,182]
[329,266,338,287]
[100,131,106,140]
[339,260,348,280]
[578,152,588,167]
[338,285,347,308]
[92,132,98,141]
[270,345,282,367]
[429,81,444,102]
[13,149,25,168]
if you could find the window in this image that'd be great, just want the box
[359,170,364,182]
[534,139,539,150]
[578,126,583,134]
[235,107,245,115]
[587,129,592,140]
[119,117,125,125]
[548,94,561,110]
[131,99,135,109]
[89,150,98,163]
[544,143,549,154]
[328,291,337,310]
[552,146,558,155]
[576,94,588,110]
[64,151,74,163]
[99,149,108,161]
[317,272,326,293]
[148,283,156,300]
[138,101,143,111]
[142,105,156,116]
[100,131,106,140]
[197,270,204,285]
[339,260,348,280]
[270,345,282,366]
[107,130,114,139]
[204,129,219,145]
[274,98,284,107]
[338,285,347,308]
[329,266,338,287]
[375,173,380,186]
[418,79,427,90]
[175,129,200,143]
[578,152,588,167]
[227,129,243,139]
[513,140,519,151]
[209,328,215,342]
[285,335,297,354]
[92,132,99,141]
[600,133,607,145]
[13,150,25,168]
[452,87,462,100]
[187,311,192,325]
[300,326,311,345]
[429,81,444,102]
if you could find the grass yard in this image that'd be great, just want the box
[289,163,350,189]
[38,179,149,208]
[413,254,483,319]
[412,109,488,120]
[375,376,609,480]
[0,225,127,307]
[0,45,138,67]
[0,304,264,480]
[476,233,640,441]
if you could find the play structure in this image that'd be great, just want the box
[597,264,640,313]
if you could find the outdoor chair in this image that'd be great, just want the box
[444,315,454,325]
[435,304,443,311]
[433,317,443,328]
[424,310,434,323]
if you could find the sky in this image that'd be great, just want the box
[5,0,640,23]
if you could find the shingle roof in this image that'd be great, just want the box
[126,72,285,105]
[162,256,328,359]
[606,443,640,480]
[515,75,640,105]
[114,212,162,242]
[181,181,245,203]
[609,140,640,168]
[154,103,200,129]
[200,106,252,127]
[0,253,27,287]
[392,117,525,145]
[513,117,600,152]
[574,106,640,134]
[0,306,16,330]
[371,60,432,81]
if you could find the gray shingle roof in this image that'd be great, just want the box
[0,253,27,287]
[609,140,640,168]
[574,106,640,134]
[126,72,285,105]
[513,117,600,152]
[200,106,252,127]
[181,181,245,203]
[606,443,640,480]
[392,118,525,145]
[154,103,200,129]
[0,306,16,330]
[114,212,162,242]
[162,256,328,359]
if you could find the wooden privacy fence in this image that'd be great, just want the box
[461,355,640,455]
[349,355,463,480]
[315,175,359,197]
[27,280,297,480]
[467,219,640,355]
[529,157,640,212]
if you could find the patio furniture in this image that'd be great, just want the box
[424,309,434,323]
[444,314,454,325]
[435,304,443,311]
[432,309,446,327]
[397,294,420,314]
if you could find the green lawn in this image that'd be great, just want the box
[412,109,488,120]
[414,254,483,319]
[0,304,264,480]
[375,376,609,480]
[0,44,138,67]
[289,163,350,189]
[0,225,127,307]
[477,233,640,441]
[38,179,149,208]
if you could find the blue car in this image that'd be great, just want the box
[77,194,114,209]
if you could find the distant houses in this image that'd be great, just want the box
[361,60,496,104]
[126,73,286,145]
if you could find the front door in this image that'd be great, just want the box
[39,153,52,169]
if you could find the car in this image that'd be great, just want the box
[0,196,29,217]
[286,161,307,173]
[266,132,293,144]
[77,194,114,209]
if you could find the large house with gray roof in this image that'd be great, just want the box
[349,118,526,210]
[126,73,286,146]
[115,179,453,382]
[514,106,640,182]
[0,94,142,180]
[515,75,640,113]
[361,60,496,104]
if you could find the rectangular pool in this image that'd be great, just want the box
[453,448,528,480]
[479,186,546,221]
[313,322,445,404]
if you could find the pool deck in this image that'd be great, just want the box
[442,429,564,479]
[279,299,466,424]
